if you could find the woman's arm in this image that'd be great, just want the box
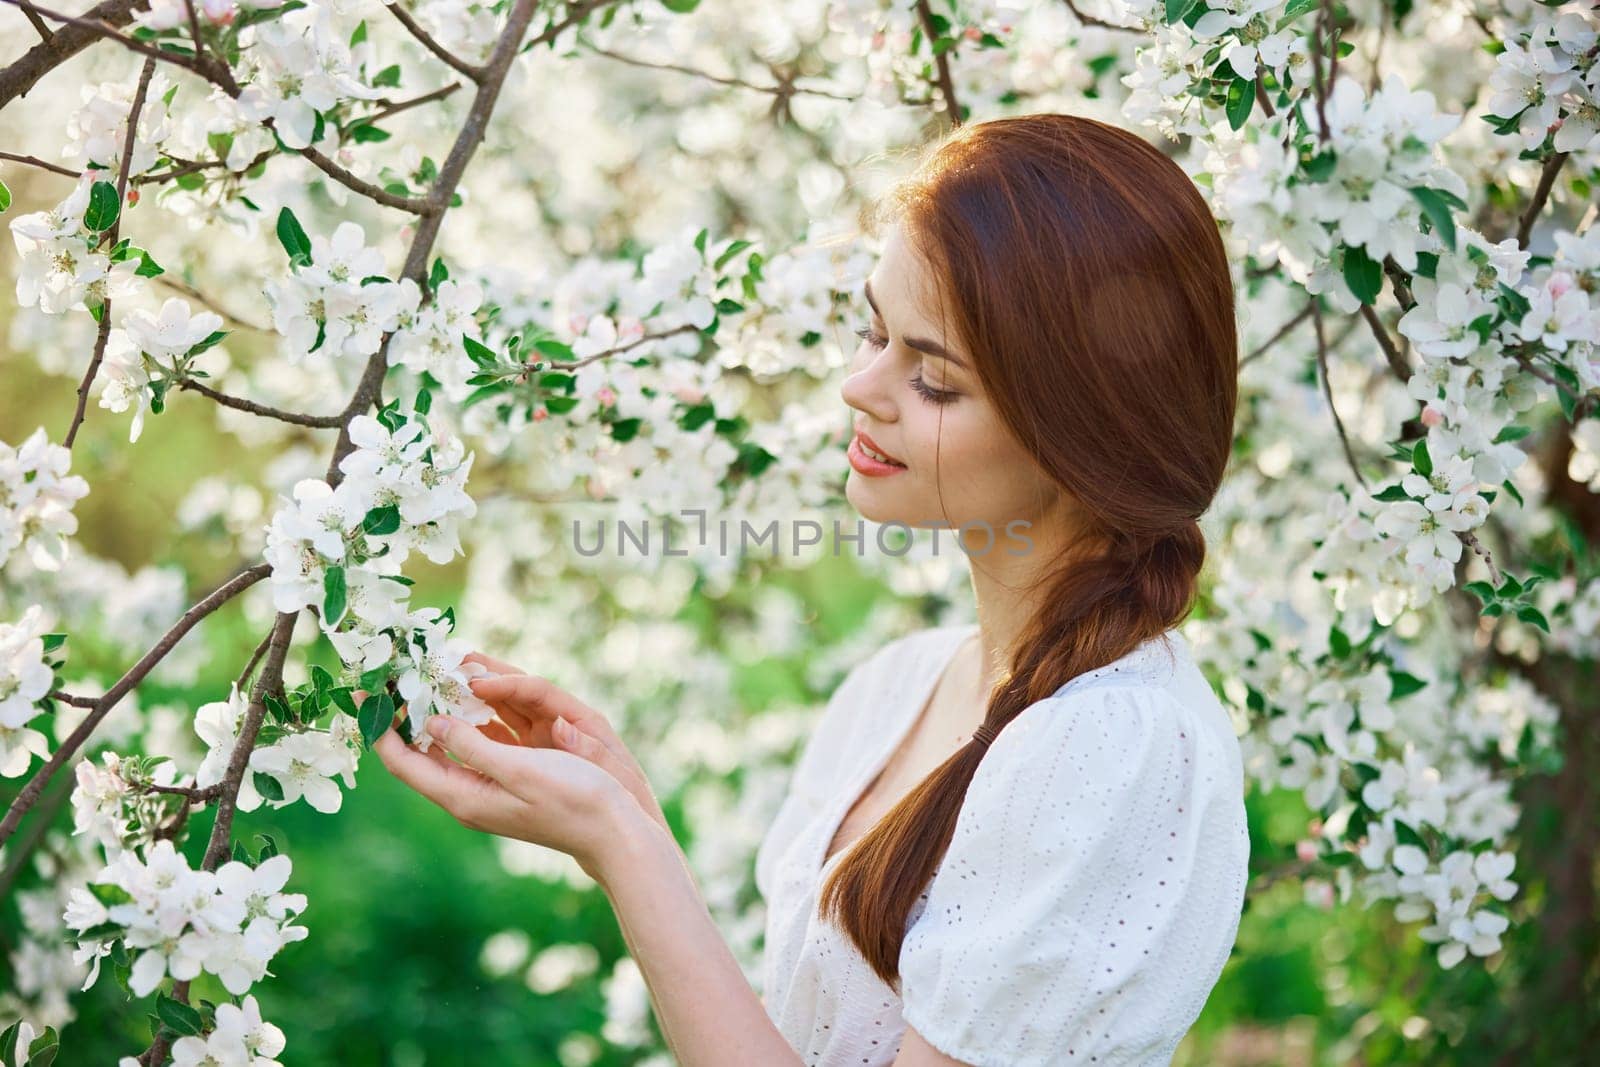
[594,804,803,1067]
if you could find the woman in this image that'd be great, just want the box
[376,112,1249,1066]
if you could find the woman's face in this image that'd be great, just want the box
[840,222,1064,547]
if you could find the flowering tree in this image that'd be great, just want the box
[1,0,1597,1061]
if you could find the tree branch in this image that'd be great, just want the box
[63,57,156,449]
[1360,302,1411,383]
[176,377,346,428]
[1313,299,1367,489]
[0,0,144,107]
[578,43,857,101]
[384,0,485,82]
[1240,304,1314,367]
[0,149,79,178]
[914,0,962,126]
[1517,150,1569,250]
[0,563,272,848]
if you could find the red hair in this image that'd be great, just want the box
[818,113,1238,985]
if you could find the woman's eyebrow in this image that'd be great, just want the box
[863,278,970,370]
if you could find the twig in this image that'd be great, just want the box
[579,43,856,101]
[46,689,100,708]
[1313,299,1367,489]
[0,563,272,848]
[63,58,156,449]
[0,149,79,178]
[235,628,274,692]
[1517,151,1569,250]
[1360,303,1411,383]
[152,274,270,333]
[531,323,701,372]
[914,0,962,126]
[1240,304,1314,367]
[366,81,464,125]
[1254,74,1276,119]
[301,144,433,215]
[176,378,346,427]
[1058,0,1139,31]
[385,0,484,81]
[1460,530,1502,587]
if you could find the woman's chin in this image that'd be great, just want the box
[845,477,921,528]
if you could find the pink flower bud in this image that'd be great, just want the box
[1308,816,1324,837]
[532,406,549,422]
[1421,405,1444,427]
[673,385,705,404]
[1296,839,1318,862]
[1548,270,1576,300]
[568,313,588,335]
[595,387,616,408]
[964,26,982,40]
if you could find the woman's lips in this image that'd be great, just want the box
[848,430,907,476]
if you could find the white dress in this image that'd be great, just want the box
[755,622,1250,1067]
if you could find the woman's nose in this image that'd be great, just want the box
[840,343,897,424]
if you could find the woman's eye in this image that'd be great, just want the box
[854,324,887,350]
[908,373,958,406]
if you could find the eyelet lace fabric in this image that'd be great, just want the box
[755,623,1250,1066]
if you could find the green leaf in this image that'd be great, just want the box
[27,1026,59,1067]
[350,18,367,46]
[275,206,313,267]
[1342,244,1383,305]
[253,771,285,802]
[362,504,401,535]
[532,338,574,361]
[1165,0,1198,22]
[1393,820,1427,850]
[1412,439,1433,478]
[85,180,121,231]
[323,566,347,625]
[1224,76,1254,131]
[659,0,699,9]
[187,329,229,357]
[1328,626,1351,659]
[713,239,752,270]
[1493,424,1532,444]
[348,123,391,144]
[429,257,449,290]
[257,833,280,860]
[1388,671,1427,699]
[372,63,402,89]
[1515,604,1550,632]
[0,177,11,213]
[358,691,396,749]
[463,336,498,367]
[156,993,203,1036]
[1409,186,1457,251]
[2,1020,23,1064]
[88,881,134,907]
[1373,484,1412,502]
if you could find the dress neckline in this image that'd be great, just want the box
[809,623,1187,879]
[814,623,980,877]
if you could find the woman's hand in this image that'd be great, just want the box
[373,703,643,878]
[460,652,673,838]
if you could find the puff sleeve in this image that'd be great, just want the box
[896,681,1245,1067]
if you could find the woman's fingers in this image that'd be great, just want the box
[374,725,502,826]
[551,716,668,832]
[469,673,627,754]
[462,650,525,677]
